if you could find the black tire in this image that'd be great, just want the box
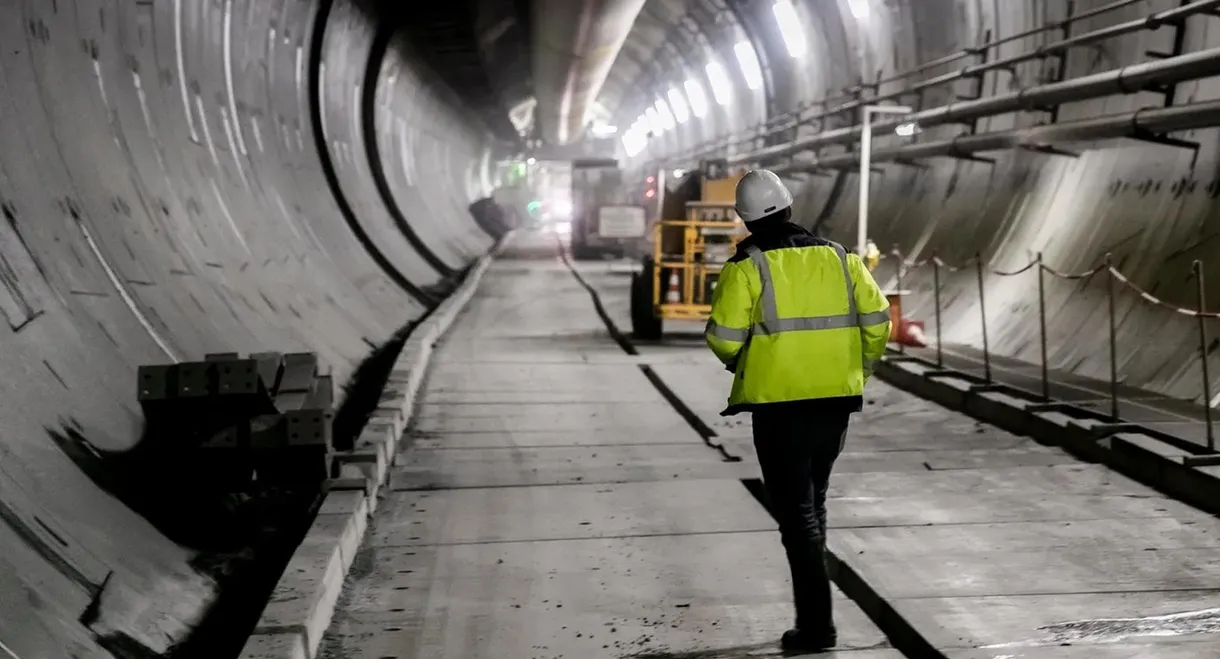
[569,239,594,261]
[630,258,663,341]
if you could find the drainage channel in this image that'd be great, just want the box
[157,298,450,659]
[557,243,946,659]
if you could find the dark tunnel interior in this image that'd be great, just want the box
[7,0,1220,658]
[0,0,513,656]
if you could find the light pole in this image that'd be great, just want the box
[857,104,915,256]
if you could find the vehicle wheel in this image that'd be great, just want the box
[570,241,594,260]
[630,258,663,341]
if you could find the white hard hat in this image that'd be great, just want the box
[735,169,793,222]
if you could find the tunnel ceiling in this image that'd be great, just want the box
[598,0,745,130]
[394,0,533,143]
[599,0,692,118]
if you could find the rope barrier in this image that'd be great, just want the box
[870,243,1217,449]
[1040,263,1104,281]
[991,260,1038,277]
[1107,266,1220,319]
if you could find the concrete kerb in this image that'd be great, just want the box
[875,357,1220,517]
[237,232,512,659]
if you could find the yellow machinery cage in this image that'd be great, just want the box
[650,201,748,320]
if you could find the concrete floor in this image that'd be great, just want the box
[319,233,1220,658]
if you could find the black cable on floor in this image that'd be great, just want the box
[556,236,945,659]
[554,238,740,463]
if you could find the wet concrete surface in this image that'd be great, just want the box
[320,234,900,658]
[320,237,1220,657]
[578,258,1220,656]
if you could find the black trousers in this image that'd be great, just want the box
[752,407,849,635]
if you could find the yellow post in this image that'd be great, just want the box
[865,239,881,272]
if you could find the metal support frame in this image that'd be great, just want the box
[858,104,914,256]
[1194,260,1216,451]
[950,152,997,165]
[1146,0,1194,107]
[1020,144,1081,158]
[958,29,993,135]
[1046,1,1076,124]
[1130,126,1201,168]
[651,0,1220,170]
[1130,127,1201,152]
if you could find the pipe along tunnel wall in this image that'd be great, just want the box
[0,0,504,657]
[798,0,1220,407]
[792,0,1220,407]
[622,0,1220,407]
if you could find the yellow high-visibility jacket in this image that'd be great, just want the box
[706,226,891,415]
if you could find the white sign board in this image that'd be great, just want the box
[597,206,646,239]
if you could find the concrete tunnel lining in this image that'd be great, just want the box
[0,0,505,656]
[9,0,1220,657]
[613,0,1220,407]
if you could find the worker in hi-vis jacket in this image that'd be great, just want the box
[705,169,892,653]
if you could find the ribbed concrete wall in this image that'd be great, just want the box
[620,0,1220,406]
[819,0,1220,405]
[0,0,498,656]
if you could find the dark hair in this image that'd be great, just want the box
[746,206,792,227]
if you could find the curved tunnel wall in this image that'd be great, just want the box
[619,0,1220,406]
[0,0,500,656]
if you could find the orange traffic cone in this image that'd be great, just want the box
[899,319,928,347]
[666,271,681,303]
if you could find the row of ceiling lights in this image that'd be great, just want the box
[621,0,870,157]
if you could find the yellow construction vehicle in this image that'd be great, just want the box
[630,169,748,340]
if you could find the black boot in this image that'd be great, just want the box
[781,628,837,654]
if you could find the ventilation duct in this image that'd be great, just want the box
[531,0,647,145]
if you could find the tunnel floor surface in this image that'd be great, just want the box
[317,232,1220,659]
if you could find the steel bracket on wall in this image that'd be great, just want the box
[950,152,997,165]
[1130,128,1199,152]
[792,163,834,178]
[1147,0,1195,107]
[1020,144,1080,158]
[1129,128,1200,167]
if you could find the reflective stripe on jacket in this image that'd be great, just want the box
[705,232,891,415]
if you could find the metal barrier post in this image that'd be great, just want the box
[1105,253,1119,421]
[1037,253,1049,401]
[933,254,944,369]
[976,253,991,384]
[1194,260,1215,451]
[894,246,905,355]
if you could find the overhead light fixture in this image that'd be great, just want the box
[705,60,733,106]
[734,41,764,91]
[645,106,663,134]
[673,168,686,179]
[551,198,574,217]
[848,0,869,19]
[635,116,653,139]
[527,157,537,165]
[655,98,677,130]
[667,88,690,124]
[622,128,648,157]
[591,122,618,137]
[684,79,709,119]
[895,122,921,137]
[773,1,807,59]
